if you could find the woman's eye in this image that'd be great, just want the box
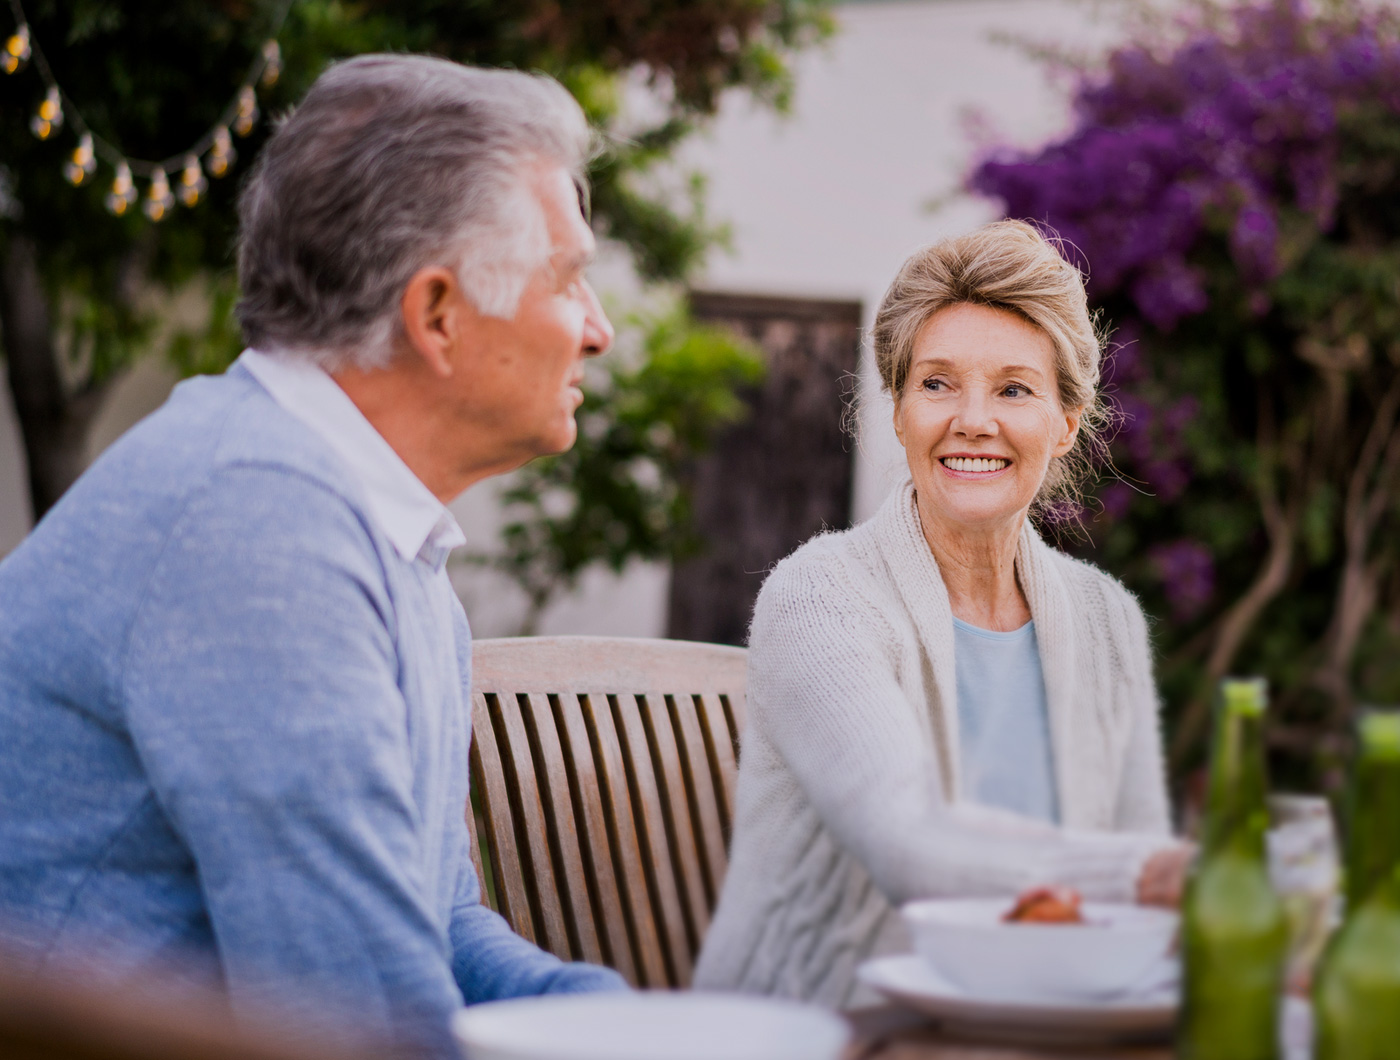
[922,377,946,392]
[1004,384,1028,398]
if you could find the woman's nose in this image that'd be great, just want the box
[951,391,997,438]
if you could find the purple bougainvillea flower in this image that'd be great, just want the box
[1150,539,1217,620]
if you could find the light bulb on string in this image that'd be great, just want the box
[176,154,206,207]
[2,24,29,74]
[207,126,236,178]
[232,85,259,137]
[104,162,137,216]
[62,132,96,185]
[260,40,281,88]
[143,170,174,222]
[30,87,62,140]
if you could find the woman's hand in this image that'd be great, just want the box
[1136,843,1195,908]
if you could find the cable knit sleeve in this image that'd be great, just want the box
[1110,587,1173,835]
[748,547,1172,906]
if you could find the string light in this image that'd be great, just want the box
[62,132,95,185]
[2,22,26,73]
[207,126,236,178]
[104,162,136,216]
[260,40,281,87]
[232,85,259,137]
[176,153,206,207]
[29,85,60,139]
[143,169,175,222]
[3,0,289,222]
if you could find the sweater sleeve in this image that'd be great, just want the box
[748,550,1172,906]
[1110,589,1173,835]
[447,851,628,1001]
[122,467,465,1058]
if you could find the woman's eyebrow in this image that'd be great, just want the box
[1000,364,1048,379]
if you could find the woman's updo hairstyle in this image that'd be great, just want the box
[871,219,1108,511]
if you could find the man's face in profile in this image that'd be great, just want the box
[450,163,613,467]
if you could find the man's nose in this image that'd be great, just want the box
[581,280,613,358]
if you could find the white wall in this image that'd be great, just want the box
[0,0,1124,635]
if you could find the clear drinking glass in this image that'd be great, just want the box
[1267,794,1341,996]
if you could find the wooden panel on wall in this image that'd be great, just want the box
[669,292,862,646]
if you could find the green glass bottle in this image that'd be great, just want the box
[1178,677,1289,1060]
[1313,710,1400,1060]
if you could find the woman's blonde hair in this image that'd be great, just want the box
[872,219,1108,510]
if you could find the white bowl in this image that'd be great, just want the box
[452,990,850,1060]
[901,898,1178,1003]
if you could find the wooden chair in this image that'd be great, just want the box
[467,636,747,989]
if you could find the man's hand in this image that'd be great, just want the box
[1136,843,1196,908]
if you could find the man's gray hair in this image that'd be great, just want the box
[236,54,592,370]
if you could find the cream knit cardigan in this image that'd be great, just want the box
[692,479,1175,1008]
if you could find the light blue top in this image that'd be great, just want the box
[0,365,624,1058]
[953,617,1060,824]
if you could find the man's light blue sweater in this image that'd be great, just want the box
[0,365,623,1055]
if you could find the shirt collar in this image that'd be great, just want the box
[239,348,466,569]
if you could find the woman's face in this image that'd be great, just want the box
[893,302,1081,536]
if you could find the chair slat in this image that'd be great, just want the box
[581,691,671,988]
[465,797,489,909]
[613,694,693,987]
[640,695,711,956]
[551,693,639,985]
[722,690,747,751]
[470,693,535,942]
[488,694,573,959]
[518,693,605,965]
[696,692,740,836]
[667,694,729,907]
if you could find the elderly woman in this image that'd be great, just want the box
[693,221,1191,1007]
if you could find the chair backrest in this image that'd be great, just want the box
[467,635,747,989]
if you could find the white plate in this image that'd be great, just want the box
[856,954,1178,1046]
[452,991,849,1060]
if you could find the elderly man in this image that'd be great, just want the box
[0,55,624,1056]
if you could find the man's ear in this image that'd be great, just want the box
[399,266,467,378]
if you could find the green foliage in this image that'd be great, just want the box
[0,0,831,380]
[471,309,765,634]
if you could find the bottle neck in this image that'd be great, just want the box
[1346,751,1400,911]
[1202,701,1271,857]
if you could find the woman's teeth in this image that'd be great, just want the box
[941,457,1008,473]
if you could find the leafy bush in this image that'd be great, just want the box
[972,0,1400,787]
[466,309,765,634]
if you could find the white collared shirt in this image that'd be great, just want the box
[239,348,466,570]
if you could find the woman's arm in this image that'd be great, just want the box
[748,550,1174,906]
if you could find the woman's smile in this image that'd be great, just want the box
[939,454,1013,476]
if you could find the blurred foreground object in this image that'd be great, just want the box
[0,945,385,1060]
[972,0,1400,784]
[1312,709,1400,1059]
[1179,677,1287,1059]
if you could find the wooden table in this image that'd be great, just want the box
[845,1005,1173,1060]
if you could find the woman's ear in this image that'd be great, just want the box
[891,393,906,448]
[1052,405,1084,458]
